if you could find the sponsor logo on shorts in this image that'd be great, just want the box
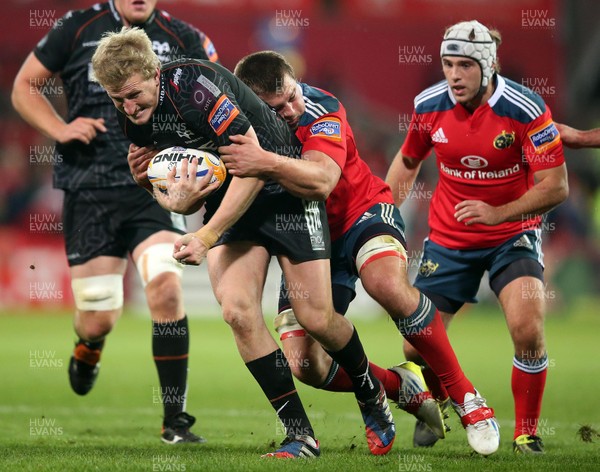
[67,252,82,261]
[513,234,533,250]
[493,130,516,149]
[418,259,439,277]
[208,95,239,136]
[309,118,341,141]
[528,120,560,153]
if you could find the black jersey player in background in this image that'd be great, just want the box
[92,27,396,458]
[11,0,218,444]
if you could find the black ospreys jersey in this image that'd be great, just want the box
[119,59,301,219]
[34,0,218,190]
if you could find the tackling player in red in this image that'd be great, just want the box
[221,50,501,456]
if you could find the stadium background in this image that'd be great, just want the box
[0,0,598,316]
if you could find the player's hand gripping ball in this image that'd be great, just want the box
[147,146,227,192]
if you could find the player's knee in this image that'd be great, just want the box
[221,298,257,334]
[75,310,118,341]
[145,272,182,319]
[510,316,545,351]
[363,275,415,318]
[79,322,113,341]
[72,274,124,313]
[296,311,331,338]
[513,331,545,358]
[222,309,255,335]
[363,274,397,303]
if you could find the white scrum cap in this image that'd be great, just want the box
[440,20,496,87]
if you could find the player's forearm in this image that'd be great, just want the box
[571,128,600,148]
[267,152,335,200]
[385,153,421,207]
[199,176,264,237]
[556,123,600,149]
[496,165,569,222]
[11,79,67,141]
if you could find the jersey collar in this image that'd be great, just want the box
[486,74,505,108]
[108,0,157,27]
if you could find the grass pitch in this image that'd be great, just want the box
[1,299,599,471]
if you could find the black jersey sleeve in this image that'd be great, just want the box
[174,64,251,147]
[197,29,219,63]
[33,10,80,73]
[178,23,219,63]
[184,28,219,63]
[181,61,295,158]
[155,11,219,63]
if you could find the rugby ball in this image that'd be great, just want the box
[147,146,227,191]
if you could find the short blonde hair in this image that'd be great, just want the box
[92,27,160,91]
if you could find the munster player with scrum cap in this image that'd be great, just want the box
[386,20,568,454]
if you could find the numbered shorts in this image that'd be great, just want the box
[279,202,407,314]
[216,192,330,262]
[414,230,544,314]
[63,186,186,266]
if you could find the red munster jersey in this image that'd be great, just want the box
[401,75,565,249]
[296,84,392,241]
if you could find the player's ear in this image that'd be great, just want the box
[154,67,160,84]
